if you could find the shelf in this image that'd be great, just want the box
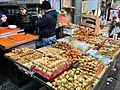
[81,14,97,20]
[81,22,96,29]
[0,3,41,7]
[63,6,75,9]
[81,14,101,35]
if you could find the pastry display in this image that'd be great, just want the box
[0,37,16,47]
[0,33,38,48]
[98,46,119,59]
[52,41,71,50]
[98,35,108,41]
[106,39,120,47]
[109,39,120,45]
[6,48,71,74]
[89,43,95,49]
[22,62,35,69]
[37,47,64,56]
[5,48,43,63]
[88,36,104,44]
[17,59,29,65]
[3,29,119,90]
[6,48,35,56]
[64,22,79,29]
[7,33,38,42]
[72,27,97,42]
[74,27,97,36]
[62,49,85,62]
[33,56,71,76]
[78,56,104,76]
[47,68,97,90]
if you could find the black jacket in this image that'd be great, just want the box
[36,10,57,38]
[0,11,3,26]
[13,13,35,34]
[0,20,2,26]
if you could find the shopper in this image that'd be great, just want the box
[36,1,57,46]
[109,17,120,37]
[13,4,35,34]
[109,17,117,37]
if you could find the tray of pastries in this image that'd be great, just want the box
[37,47,65,56]
[0,37,17,48]
[47,68,98,90]
[7,33,38,42]
[62,49,85,62]
[78,56,104,77]
[52,41,71,50]
[32,55,72,80]
[5,48,43,65]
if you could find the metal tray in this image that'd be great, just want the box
[0,37,38,50]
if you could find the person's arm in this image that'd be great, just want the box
[36,16,49,27]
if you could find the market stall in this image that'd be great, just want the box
[3,26,120,90]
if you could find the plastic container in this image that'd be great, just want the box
[72,41,89,52]
[8,25,17,29]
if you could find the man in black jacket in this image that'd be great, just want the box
[13,4,35,34]
[36,1,57,46]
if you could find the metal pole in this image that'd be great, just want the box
[73,0,82,25]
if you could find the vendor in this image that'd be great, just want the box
[36,1,57,46]
[13,4,35,34]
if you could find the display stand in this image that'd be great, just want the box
[2,39,120,90]
[81,0,101,35]
[81,14,101,34]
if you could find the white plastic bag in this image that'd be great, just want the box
[72,41,89,52]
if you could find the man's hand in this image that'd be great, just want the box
[1,15,7,22]
[38,14,42,18]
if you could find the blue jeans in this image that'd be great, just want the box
[42,35,56,46]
